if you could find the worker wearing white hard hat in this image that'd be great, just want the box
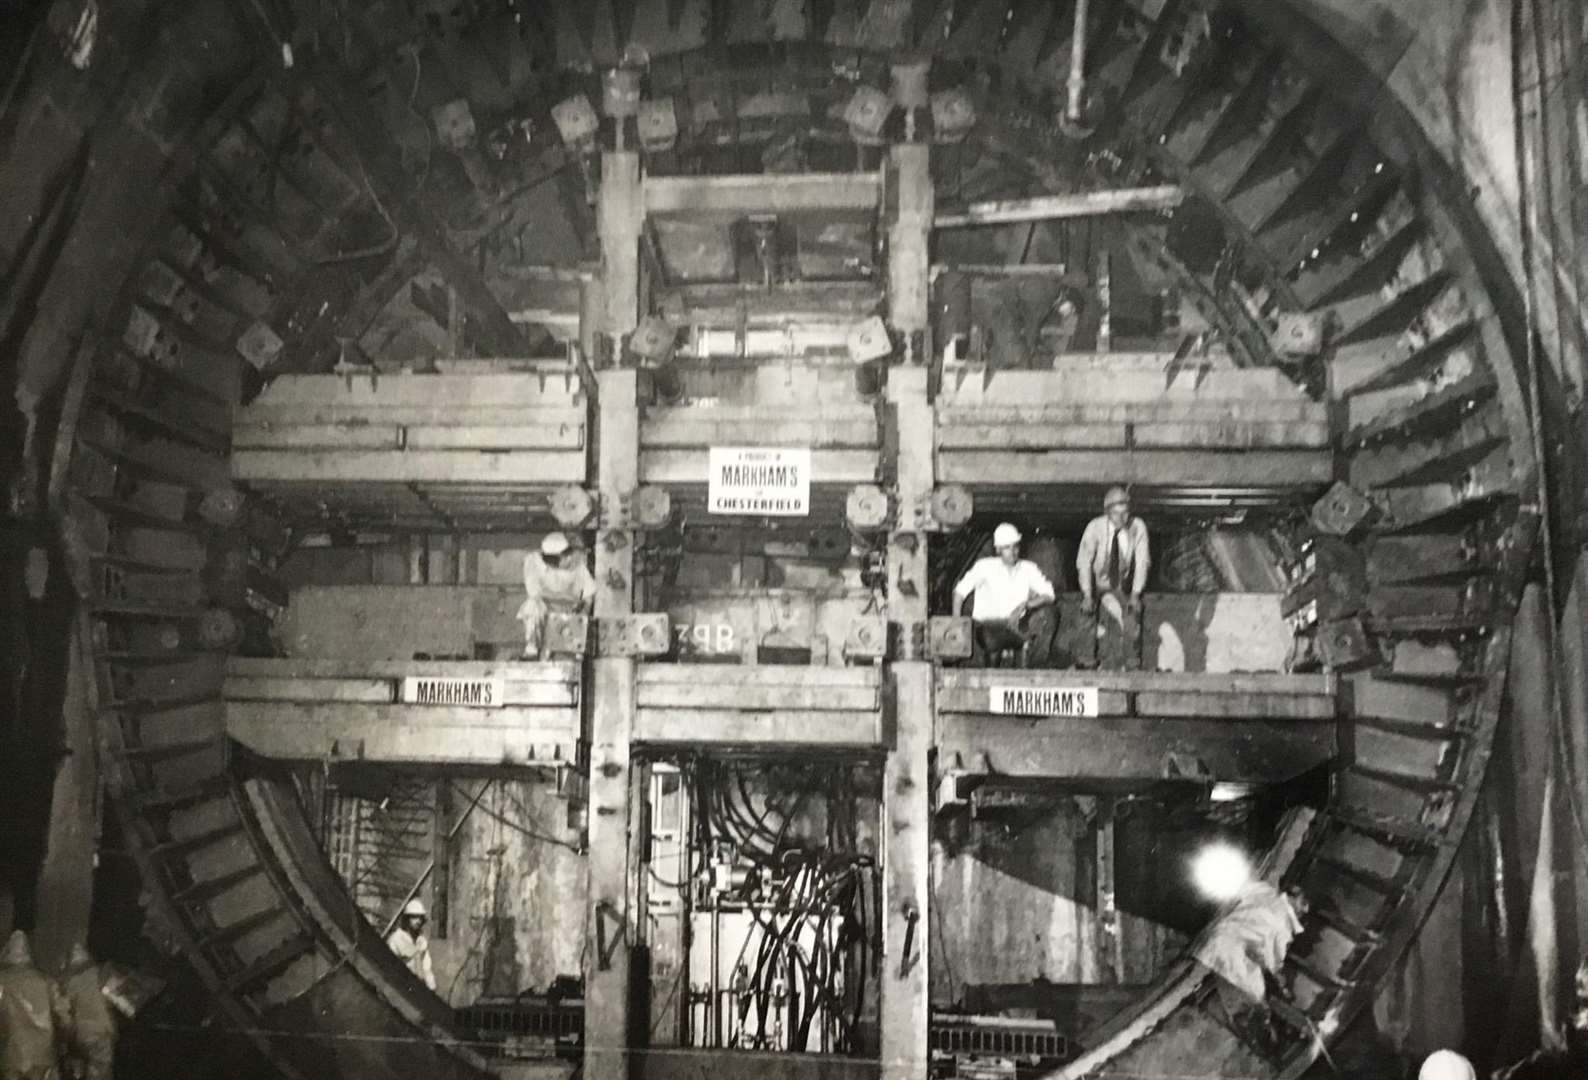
[951,522,1058,667]
[1075,486,1150,670]
[1418,1050,1476,1080]
[386,898,436,991]
[517,532,596,658]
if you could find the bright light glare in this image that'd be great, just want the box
[1191,842,1252,902]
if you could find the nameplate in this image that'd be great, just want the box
[708,446,810,516]
[402,676,505,708]
[988,686,1099,718]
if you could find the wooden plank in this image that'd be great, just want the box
[405,424,585,450]
[934,367,1317,406]
[641,413,879,449]
[937,449,1334,487]
[233,424,402,450]
[637,663,880,687]
[934,185,1184,227]
[645,171,882,215]
[633,707,884,746]
[937,401,1326,424]
[635,683,879,711]
[1131,421,1331,449]
[232,449,587,484]
[936,669,1335,695]
[225,658,579,681]
[934,714,1336,783]
[224,676,394,703]
[641,448,878,485]
[935,424,1128,450]
[242,373,583,409]
[224,674,578,708]
[242,404,586,428]
[1134,691,1336,720]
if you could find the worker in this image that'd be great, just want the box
[386,899,436,991]
[517,532,595,658]
[59,944,114,1080]
[0,930,70,1080]
[1193,881,1309,1058]
[1418,1050,1477,1080]
[1075,486,1150,670]
[951,523,1057,667]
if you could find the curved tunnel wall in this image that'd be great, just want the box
[0,1,1558,1077]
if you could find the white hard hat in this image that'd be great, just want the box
[1103,485,1130,509]
[993,523,1021,548]
[1418,1050,1475,1080]
[540,532,571,557]
[402,899,427,918]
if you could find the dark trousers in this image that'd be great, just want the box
[1076,589,1143,670]
[971,607,1057,668]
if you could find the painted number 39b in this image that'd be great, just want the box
[674,623,736,654]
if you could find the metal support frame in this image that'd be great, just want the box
[584,148,643,1080]
[881,130,934,1080]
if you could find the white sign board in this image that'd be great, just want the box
[402,676,505,709]
[708,447,811,516]
[989,685,1099,718]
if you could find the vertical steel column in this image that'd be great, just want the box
[584,147,643,1080]
[882,73,934,1077]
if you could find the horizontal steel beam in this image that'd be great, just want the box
[644,172,883,215]
[934,185,1184,228]
[633,707,884,748]
[232,449,587,485]
[936,713,1336,785]
[226,702,578,766]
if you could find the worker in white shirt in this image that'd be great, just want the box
[386,898,437,991]
[516,532,596,658]
[1076,486,1150,670]
[951,522,1057,667]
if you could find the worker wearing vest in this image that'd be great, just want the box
[1075,486,1150,670]
[951,522,1058,667]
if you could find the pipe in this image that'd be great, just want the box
[1066,0,1091,124]
[933,185,1184,228]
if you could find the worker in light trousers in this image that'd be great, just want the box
[1075,486,1150,671]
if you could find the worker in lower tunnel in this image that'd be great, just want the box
[59,944,114,1080]
[951,522,1058,667]
[0,930,71,1080]
[1192,881,1310,1059]
[517,531,596,659]
[1076,486,1150,671]
[385,899,437,991]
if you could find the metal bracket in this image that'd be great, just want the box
[927,616,973,660]
[597,612,670,657]
[599,486,672,530]
[843,616,888,661]
[846,484,972,533]
[544,613,590,657]
[549,486,597,530]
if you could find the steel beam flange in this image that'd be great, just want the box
[599,486,671,530]
[597,612,670,657]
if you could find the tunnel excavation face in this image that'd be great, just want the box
[13,1,1538,1078]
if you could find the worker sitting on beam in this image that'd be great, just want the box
[517,531,595,658]
[1076,486,1150,671]
[952,522,1058,668]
